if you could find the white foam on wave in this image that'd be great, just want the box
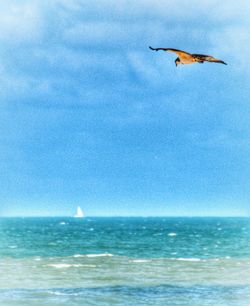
[47,264,72,268]
[130,259,151,263]
[86,253,113,258]
[49,290,79,296]
[47,263,96,268]
[48,242,57,246]
[49,291,66,296]
[73,253,114,258]
[73,254,85,258]
[34,257,41,261]
[175,258,201,262]
[168,233,177,236]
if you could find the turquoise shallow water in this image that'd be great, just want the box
[1,217,250,305]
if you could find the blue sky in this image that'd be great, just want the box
[1,0,250,216]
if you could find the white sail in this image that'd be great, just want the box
[74,206,84,218]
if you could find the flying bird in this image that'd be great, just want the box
[149,46,227,66]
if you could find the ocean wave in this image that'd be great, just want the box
[85,253,114,258]
[46,263,96,269]
[130,259,151,263]
[34,257,42,261]
[174,258,202,262]
[168,233,177,236]
[47,264,72,268]
[73,253,114,258]
[48,290,80,296]
[168,257,235,263]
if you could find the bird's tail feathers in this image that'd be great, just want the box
[217,60,227,65]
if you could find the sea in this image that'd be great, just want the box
[1,217,250,305]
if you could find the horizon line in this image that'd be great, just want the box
[0,215,249,218]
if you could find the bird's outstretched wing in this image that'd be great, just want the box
[192,54,227,65]
[149,46,192,58]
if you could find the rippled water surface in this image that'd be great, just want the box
[1,217,250,305]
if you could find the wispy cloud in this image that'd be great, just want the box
[0,0,249,104]
[0,2,44,44]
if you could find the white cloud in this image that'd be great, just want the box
[59,0,249,23]
[0,2,44,44]
[209,26,250,72]
[0,0,249,106]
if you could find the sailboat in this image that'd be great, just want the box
[74,206,84,218]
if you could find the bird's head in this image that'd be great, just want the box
[175,58,181,67]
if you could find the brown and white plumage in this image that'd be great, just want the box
[149,46,227,66]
